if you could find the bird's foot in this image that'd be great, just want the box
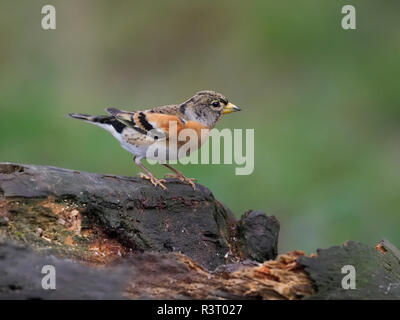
[139,172,167,190]
[164,173,196,190]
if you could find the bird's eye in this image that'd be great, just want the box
[212,101,219,108]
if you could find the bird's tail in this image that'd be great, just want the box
[68,112,128,135]
[68,113,112,123]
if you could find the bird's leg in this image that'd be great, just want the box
[163,164,196,190]
[134,157,167,190]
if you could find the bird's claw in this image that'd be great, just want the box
[164,173,196,190]
[139,172,167,190]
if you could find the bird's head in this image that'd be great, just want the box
[179,90,241,127]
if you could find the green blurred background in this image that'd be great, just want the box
[1,1,399,253]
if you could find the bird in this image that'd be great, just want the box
[68,90,241,190]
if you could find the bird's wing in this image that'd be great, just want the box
[105,107,148,135]
[105,108,191,141]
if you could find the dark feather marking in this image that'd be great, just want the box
[110,120,126,133]
[95,116,126,134]
[138,112,153,131]
[131,126,148,135]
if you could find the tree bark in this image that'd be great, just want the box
[0,162,399,299]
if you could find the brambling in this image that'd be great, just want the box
[69,90,241,190]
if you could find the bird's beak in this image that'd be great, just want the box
[222,102,241,114]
